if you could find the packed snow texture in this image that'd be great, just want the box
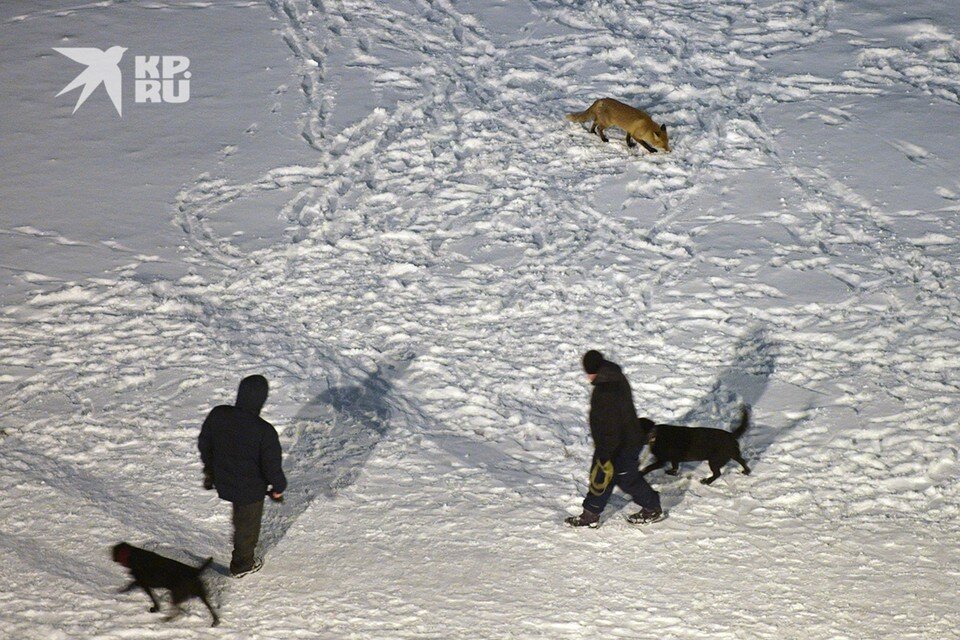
[1,0,958,638]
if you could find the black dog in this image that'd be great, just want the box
[639,406,751,485]
[112,542,220,627]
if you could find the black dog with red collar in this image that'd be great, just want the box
[112,542,220,626]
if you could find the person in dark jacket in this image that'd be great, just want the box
[565,350,663,528]
[198,375,287,577]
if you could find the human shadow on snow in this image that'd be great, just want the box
[0,528,119,594]
[9,448,219,552]
[257,356,413,554]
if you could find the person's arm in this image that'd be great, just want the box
[589,392,621,463]
[198,410,216,488]
[260,425,287,497]
[587,393,619,494]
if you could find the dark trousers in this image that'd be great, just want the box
[583,447,661,514]
[231,498,264,574]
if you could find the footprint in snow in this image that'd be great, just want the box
[887,139,929,163]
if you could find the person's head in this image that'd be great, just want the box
[236,374,269,415]
[582,350,604,382]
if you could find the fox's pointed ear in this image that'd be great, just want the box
[660,123,667,132]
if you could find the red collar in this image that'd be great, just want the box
[116,546,132,568]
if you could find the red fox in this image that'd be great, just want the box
[566,98,670,152]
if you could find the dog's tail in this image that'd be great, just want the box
[196,557,214,574]
[733,405,751,439]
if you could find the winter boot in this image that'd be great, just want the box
[564,509,600,528]
[231,557,263,579]
[626,507,665,525]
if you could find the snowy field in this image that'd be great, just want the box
[1,0,959,637]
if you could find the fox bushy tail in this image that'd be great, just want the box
[565,101,597,123]
[733,405,751,439]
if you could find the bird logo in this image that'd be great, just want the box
[54,46,127,116]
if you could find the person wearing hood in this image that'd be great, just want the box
[198,374,287,577]
[565,350,663,528]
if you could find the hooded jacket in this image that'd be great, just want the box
[198,375,287,505]
[589,361,645,461]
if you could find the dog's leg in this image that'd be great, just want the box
[198,592,220,627]
[589,120,597,134]
[665,461,680,476]
[626,133,636,148]
[164,605,185,623]
[701,460,724,485]
[118,580,138,594]
[140,586,162,613]
[733,453,751,475]
[597,126,609,143]
[640,459,665,476]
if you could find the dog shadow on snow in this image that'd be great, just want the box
[610,326,791,513]
[257,357,413,555]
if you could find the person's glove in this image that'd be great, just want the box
[203,469,214,490]
[588,459,615,495]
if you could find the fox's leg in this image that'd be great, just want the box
[596,126,609,143]
[589,119,597,134]
[626,133,637,148]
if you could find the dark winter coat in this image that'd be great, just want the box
[589,361,646,461]
[198,375,287,505]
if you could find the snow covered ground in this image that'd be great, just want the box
[1,0,959,637]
